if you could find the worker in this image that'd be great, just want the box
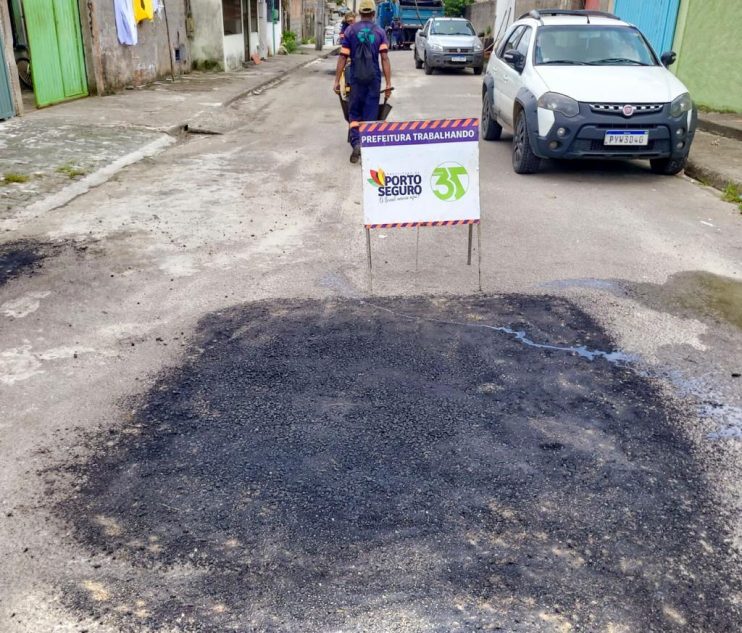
[339,11,356,43]
[333,0,393,164]
[391,17,403,50]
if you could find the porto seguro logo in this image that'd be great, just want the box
[369,168,423,202]
[431,162,469,201]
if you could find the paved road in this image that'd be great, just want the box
[0,52,740,632]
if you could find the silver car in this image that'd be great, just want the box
[414,17,484,75]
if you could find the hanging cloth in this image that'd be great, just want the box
[133,0,155,22]
[114,0,138,45]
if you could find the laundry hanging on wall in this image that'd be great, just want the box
[114,0,138,45]
[133,0,155,22]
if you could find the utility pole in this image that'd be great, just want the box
[315,0,324,50]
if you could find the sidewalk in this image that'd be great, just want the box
[0,47,337,231]
[686,111,742,197]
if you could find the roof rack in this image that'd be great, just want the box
[519,9,620,23]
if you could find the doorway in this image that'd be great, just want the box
[0,29,15,119]
[18,0,88,107]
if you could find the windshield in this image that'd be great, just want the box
[534,25,657,66]
[431,21,475,36]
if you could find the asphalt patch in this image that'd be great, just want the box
[54,296,740,632]
[0,241,46,287]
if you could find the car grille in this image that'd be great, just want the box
[445,47,472,54]
[589,103,665,115]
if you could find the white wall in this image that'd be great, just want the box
[191,0,226,69]
[223,33,245,69]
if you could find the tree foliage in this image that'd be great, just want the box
[443,0,473,18]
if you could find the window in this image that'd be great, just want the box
[516,27,532,57]
[430,20,475,36]
[249,0,258,32]
[223,0,243,36]
[498,26,524,58]
[534,25,657,66]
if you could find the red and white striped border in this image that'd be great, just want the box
[364,219,480,229]
[359,118,479,133]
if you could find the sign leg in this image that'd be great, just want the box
[366,228,372,270]
[415,227,420,273]
[467,224,473,265]
[477,222,482,292]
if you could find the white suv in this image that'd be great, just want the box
[482,9,696,175]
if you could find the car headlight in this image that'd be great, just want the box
[429,43,444,52]
[670,92,692,118]
[474,40,483,51]
[537,92,579,118]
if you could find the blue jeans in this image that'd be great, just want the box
[348,80,381,148]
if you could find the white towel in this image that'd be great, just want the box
[114,0,138,46]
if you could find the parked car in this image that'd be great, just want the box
[414,17,484,75]
[481,9,697,175]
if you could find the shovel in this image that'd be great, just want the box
[377,97,392,121]
[339,87,394,123]
[377,87,394,121]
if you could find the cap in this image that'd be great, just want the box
[358,0,376,14]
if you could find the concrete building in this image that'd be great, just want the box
[190,0,284,71]
[612,0,741,113]
[468,0,599,42]
[0,0,190,117]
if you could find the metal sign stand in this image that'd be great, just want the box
[365,223,482,291]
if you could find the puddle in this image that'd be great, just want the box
[362,300,634,366]
[487,323,634,364]
[628,271,742,330]
[0,241,45,287]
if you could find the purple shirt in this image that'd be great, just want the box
[341,20,389,84]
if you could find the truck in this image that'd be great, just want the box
[376,0,445,48]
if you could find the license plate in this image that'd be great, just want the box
[451,56,467,62]
[604,130,649,146]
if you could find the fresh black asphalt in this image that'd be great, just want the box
[55,296,739,632]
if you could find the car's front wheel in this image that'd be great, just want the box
[650,156,687,175]
[481,91,502,141]
[414,46,423,69]
[512,110,540,174]
[473,66,483,75]
[424,55,434,75]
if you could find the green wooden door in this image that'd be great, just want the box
[0,31,15,120]
[23,0,88,107]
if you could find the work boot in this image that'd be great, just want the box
[350,146,361,164]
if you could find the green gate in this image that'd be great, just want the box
[23,0,88,107]
[0,31,15,120]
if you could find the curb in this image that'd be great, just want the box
[697,118,742,143]
[222,48,339,109]
[2,50,338,230]
[0,135,175,232]
[685,158,742,193]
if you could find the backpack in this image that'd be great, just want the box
[353,28,377,85]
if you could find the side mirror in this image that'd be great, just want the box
[503,49,525,72]
[419,31,426,38]
[478,32,485,38]
[661,51,677,67]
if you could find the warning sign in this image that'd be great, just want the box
[360,118,480,228]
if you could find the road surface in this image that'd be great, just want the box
[1,52,740,632]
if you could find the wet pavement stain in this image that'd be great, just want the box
[0,241,47,287]
[50,296,740,632]
[628,271,742,330]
